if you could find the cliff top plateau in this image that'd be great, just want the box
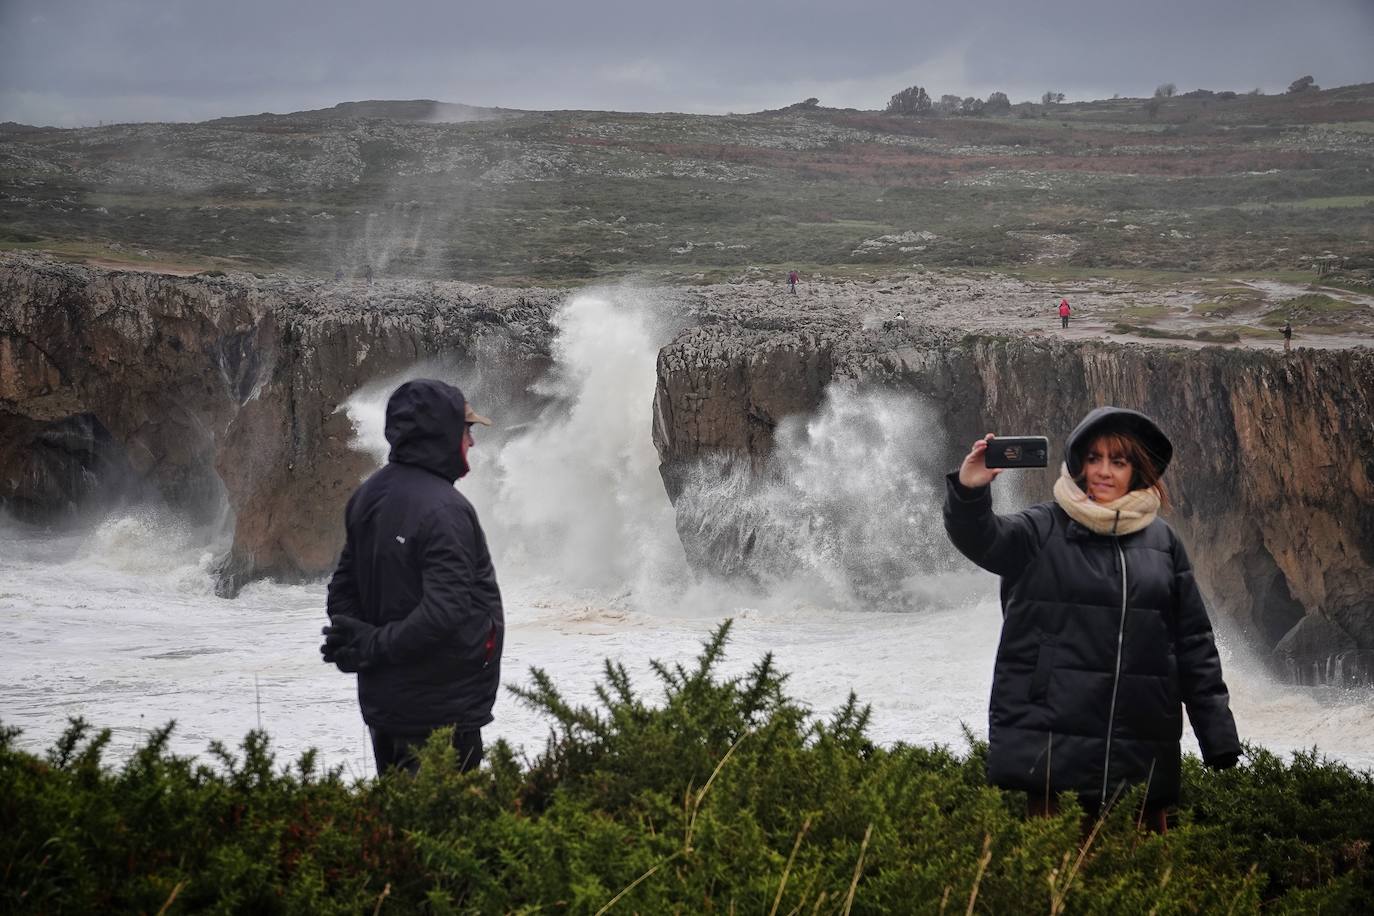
[2,84,1372,289]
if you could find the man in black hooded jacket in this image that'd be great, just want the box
[321,379,504,774]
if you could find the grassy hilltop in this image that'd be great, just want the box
[1,86,1372,285]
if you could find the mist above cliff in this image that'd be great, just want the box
[672,388,993,610]
[337,287,986,614]
[337,288,690,604]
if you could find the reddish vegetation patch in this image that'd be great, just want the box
[565,134,1330,184]
[1240,95,1374,123]
[1014,149,1328,177]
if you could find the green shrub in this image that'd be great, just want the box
[1193,329,1242,342]
[1261,293,1364,326]
[1112,322,1194,340]
[2,623,1371,913]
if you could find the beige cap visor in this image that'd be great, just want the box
[465,403,493,426]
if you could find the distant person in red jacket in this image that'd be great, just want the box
[1059,298,1071,329]
[788,270,799,294]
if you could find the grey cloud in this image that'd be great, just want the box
[2,0,1371,125]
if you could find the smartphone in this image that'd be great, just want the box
[984,436,1049,469]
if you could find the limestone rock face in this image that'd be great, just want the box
[0,256,557,591]
[0,258,273,519]
[654,321,1374,676]
[6,254,1372,676]
[1274,615,1365,685]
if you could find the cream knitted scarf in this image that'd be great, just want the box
[1052,464,1160,536]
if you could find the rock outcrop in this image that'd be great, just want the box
[0,256,558,591]
[0,259,273,520]
[654,313,1374,682]
[6,255,1373,679]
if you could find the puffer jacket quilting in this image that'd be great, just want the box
[944,473,1239,806]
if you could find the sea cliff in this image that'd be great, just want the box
[653,313,1374,680]
[3,256,1370,675]
[0,256,557,591]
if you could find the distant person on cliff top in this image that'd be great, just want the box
[321,379,503,776]
[1283,320,1293,353]
[363,264,374,284]
[788,270,799,294]
[943,407,1240,831]
[1059,298,1071,329]
[334,267,344,281]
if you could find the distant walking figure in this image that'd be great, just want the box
[1282,320,1293,353]
[364,264,374,284]
[788,270,799,294]
[1059,298,1072,329]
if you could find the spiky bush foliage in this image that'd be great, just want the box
[3,621,1372,913]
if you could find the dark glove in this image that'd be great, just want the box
[321,615,381,673]
[1203,750,1241,771]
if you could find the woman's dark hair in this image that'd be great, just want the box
[1074,431,1171,509]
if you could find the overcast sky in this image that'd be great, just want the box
[3,0,1372,127]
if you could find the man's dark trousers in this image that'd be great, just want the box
[370,726,483,775]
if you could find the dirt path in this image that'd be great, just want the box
[1239,279,1374,309]
[818,271,1374,352]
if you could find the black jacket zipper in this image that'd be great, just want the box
[1102,524,1128,807]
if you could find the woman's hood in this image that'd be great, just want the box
[384,379,468,482]
[1064,406,1173,478]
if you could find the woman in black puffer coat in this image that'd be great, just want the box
[944,407,1240,827]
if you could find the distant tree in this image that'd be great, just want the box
[1287,75,1318,93]
[1144,97,1162,119]
[798,97,820,109]
[937,94,962,115]
[887,85,932,115]
[1041,91,1065,105]
[1154,83,1176,98]
[1216,90,1237,101]
[985,91,1011,113]
[961,96,985,116]
[1248,87,1263,96]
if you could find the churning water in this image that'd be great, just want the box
[3,289,1372,776]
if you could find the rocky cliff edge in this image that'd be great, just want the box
[653,295,1374,682]
[0,255,558,592]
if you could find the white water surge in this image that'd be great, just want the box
[3,289,1372,777]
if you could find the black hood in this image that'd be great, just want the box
[385,379,467,482]
[1064,406,1173,478]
